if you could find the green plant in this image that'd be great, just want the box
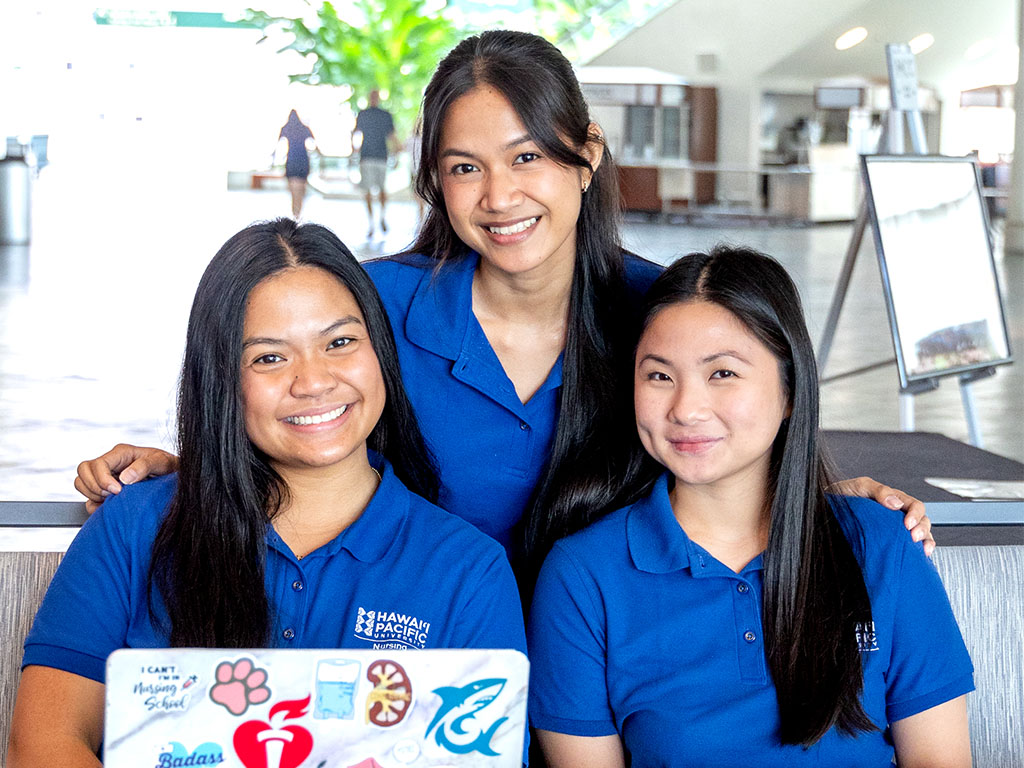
[244,0,460,135]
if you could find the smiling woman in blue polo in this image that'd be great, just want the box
[9,220,525,767]
[527,247,973,768]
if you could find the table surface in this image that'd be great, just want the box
[822,430,1024,534]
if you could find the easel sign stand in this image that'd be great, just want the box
[817,43,999,448]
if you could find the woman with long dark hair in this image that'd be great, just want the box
[527,246,972,767]
[9,220,524,767]
[73,31,931,585]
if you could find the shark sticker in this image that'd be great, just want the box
[424,678,508,756]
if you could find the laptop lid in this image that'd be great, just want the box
[104,647,528,768]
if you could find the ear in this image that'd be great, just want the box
[581,121,606,182]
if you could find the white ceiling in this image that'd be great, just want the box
[761,0,1018,90]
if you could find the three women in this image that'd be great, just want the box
[75,31,932,571]
[47,29,957,764]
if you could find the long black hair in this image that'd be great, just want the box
[149,218,438,648]
[406,30,645,568]
[636,245,876,746]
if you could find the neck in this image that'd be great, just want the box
[669,472,772,573]
[471,252,574,328]
[272,449,380,557]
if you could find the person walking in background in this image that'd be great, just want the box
[278,109,316,219]
[353,90,398,238]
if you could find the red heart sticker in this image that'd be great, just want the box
[233,695,313,768]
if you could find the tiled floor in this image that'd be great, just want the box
[0,171,1021,501]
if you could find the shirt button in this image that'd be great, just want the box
[282,628,295,641]
[292,580,304,592]
[744,631,757,643]
[737,583,749,594]
[519,421,530,430]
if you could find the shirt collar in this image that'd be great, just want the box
[627,473,766,577]
[269,456,410,564]
[332,457,409,563]
[403,252,564,396]
[404,253,478,361]
[627,473,693,574]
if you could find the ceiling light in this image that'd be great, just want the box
[965,38,997,61]
[909,33,934,54]
[835,27,868,51]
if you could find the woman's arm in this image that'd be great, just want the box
[890,695,971,768]
[535,730,626,768]
[74,444,178,513]
[7,666,104,768]
[832,476,934,554]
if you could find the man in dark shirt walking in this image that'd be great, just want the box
[353,90,399,238]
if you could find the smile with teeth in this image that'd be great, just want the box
[284,405,348,426]
[486,217,538,235]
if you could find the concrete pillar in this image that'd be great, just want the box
[1005,0,1024,255]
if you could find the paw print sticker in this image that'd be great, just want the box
[209,658,271,716]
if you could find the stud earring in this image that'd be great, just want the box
[581,180,589,193]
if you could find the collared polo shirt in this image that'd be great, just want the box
[527,473,974,767]
[365,252,661,553]
[24,462,526,684]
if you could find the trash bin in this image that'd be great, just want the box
[0,155,32,245]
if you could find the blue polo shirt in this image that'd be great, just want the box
[365,252,661,552]
[527,474,974,767]
[24,461,527,683]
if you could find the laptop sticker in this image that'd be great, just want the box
[155,741,225,767]
[391,738,420,763]
[424,678,508,756]
[365,659,413,727]
[209,657,271,716]
[132,662,191,713]
[232,695,313,768]
[313,658,360,720]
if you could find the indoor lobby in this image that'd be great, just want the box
[2,1,1023,766]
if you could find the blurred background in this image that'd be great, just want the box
[1,0,1021,500]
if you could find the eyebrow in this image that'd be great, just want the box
[242,315,363,349]
[638,350,753,366]
[439,134,534,160]
[701,350,752,365]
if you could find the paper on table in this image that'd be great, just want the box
[925,478,1024,500]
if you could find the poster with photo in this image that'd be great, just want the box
[862,155,1013,387]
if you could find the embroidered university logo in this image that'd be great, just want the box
[354,607,432,649]
[855,621,879,652]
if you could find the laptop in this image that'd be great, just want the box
[104,647,528,768]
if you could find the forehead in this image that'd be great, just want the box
[440,86,528,147]
[639,300,767,356]
[244,266,363,329]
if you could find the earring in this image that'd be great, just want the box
[582,180,589,193]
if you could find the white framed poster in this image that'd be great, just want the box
[861,155,1013,388]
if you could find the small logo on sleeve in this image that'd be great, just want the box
[855,621,879,652]
[354,607,431,649]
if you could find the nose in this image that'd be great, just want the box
[668,381,710,425]
[289,355,337,398]
[481,167,523,212]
